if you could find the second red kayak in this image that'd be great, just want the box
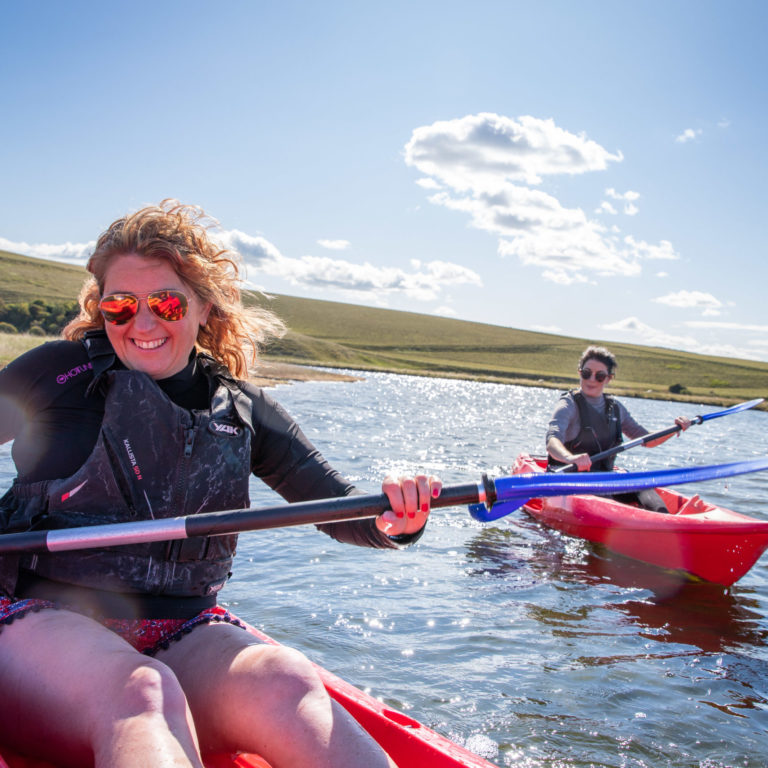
[512,454,768,586]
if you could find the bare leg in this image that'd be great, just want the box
[156,622,398,768]
[0,608,202,768]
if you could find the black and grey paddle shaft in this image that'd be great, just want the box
[555,398,764,473]
[0,481,486,555]
[2,456,768,553]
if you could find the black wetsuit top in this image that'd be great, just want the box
[0,340,414,611]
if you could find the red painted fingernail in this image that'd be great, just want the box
[407,511,416,519]
[396,511,405,519]
[421,503,428,513]
[432,487,440,498]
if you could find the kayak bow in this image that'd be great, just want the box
[511,454,768,585]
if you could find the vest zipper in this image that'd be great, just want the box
[184,424,198,458]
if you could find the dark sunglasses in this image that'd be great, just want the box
[580,368,610,382]
[99,290,189,325]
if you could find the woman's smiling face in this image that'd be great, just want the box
[101,254,211,380]
[578,357,613,397]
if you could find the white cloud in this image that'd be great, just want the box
[0,236,94,265]
[405,113,677,284]
[601,316,765,361]
[2,227,481,305]
[217,229,482,302]
[599,189,640,216]
[685,320,768,332]
[317,239,351,250]
[653,290,723,315]
[432,305,457,317]
[601,316,698,350]
[405,113,623,190]
[623,236,678,261]
[596,201,618,215]
[606,188,640,202]
[675,128,703,144]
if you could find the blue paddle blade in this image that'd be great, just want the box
[698,397,763,422]
[470,456,768,523]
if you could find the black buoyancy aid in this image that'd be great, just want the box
[5,349,253,598]
[548,390,622,472]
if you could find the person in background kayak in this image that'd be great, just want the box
[546,345,691,512]
[0,200,441,768]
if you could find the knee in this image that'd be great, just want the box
[251,646,326,707]
[99,658,188,723]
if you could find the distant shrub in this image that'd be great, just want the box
[28,325,45,336]
[0,300,78,334]
[668,383,689,395]
[0,322,17,334]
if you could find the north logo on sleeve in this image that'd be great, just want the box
[209,421,242,437]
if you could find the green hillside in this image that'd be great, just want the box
[2,248,766,407]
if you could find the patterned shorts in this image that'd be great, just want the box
[0,596,246,656]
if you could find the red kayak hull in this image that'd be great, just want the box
[0,619,496,768]
[513,454,768,586]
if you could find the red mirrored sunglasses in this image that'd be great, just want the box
[99,290,189,325]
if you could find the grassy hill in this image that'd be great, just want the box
[2,248,766,407]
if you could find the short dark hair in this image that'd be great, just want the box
[579,345,617,375]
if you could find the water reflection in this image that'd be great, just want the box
[465,521,768,654]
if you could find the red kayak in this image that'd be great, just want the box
[0,618,497,768]
[512,454,768,586]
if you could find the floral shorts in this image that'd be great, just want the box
[0,596,246,656]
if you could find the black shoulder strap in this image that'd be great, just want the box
[604,393,622,444]
[197,354,255,435]
[82,330,118,397]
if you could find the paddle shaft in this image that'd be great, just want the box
[3,455,768,551]
[555,397,764,473]
[0,481,487,555]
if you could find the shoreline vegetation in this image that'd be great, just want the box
[1,248,766,409]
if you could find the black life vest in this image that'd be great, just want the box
[548,390,622,472]
[2,337,253,598]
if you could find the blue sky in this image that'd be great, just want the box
[2,1,766,363]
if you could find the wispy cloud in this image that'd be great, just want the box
[684,320,768,332]
[0,236,93,265]
[405,113,677,284]
[600,316,763,360]
[602,316,698,349]
[2,229,482,305]
[675,128,703,144]
[217,229,482,302]
[653,289,723,316]
[597,189,640,216]
[317,239,351,250]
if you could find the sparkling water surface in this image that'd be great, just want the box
[3,371,768,767]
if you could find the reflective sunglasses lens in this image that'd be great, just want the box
[580,368,609,382]
[99,294,139,325]
[147,290,188,321]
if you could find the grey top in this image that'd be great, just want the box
[546,390,648,448]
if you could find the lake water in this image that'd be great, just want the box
[2,370,767,767]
